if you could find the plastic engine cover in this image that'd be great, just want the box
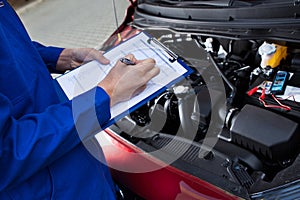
[230,104,300,161]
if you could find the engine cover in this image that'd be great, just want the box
[230,104,300,161]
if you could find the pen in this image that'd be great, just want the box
[120,57,135,65]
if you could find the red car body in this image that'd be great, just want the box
[98,1,300,199]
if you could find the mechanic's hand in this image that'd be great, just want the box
[98,54,160,106]
[56,48,110,72]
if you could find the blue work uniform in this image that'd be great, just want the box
[0,1,116,199]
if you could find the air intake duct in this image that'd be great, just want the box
[230,104,300,161]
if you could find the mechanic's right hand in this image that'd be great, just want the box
[97,54,160,106]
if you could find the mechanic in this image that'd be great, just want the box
[0,0,159,199]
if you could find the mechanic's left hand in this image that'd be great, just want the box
[56,48,110,72]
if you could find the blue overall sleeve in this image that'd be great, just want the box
[0,1,114,196]
[0,87,111,191]
[32,41,64,73]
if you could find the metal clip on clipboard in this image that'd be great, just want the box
[147,37,178,63]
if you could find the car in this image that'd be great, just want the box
[96,0,300,199]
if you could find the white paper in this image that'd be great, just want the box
[56,32,189,120]
[277,85,300,102]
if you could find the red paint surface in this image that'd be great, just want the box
[98,130,240,200]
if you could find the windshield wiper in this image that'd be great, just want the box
[144,0,295,7]
[150,0,233,7]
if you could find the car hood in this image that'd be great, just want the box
[133,0,300,42]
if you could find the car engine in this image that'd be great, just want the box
[108,29,300,198]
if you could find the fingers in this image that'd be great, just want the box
[136,57,155,66]
[72,48,110,65]
[89,49,110,65]
[118,54,138,66]
[124,56,159,82]
[146,66,160,80]
[132,85,147,97]
[130,58,156,75]
[131,68,159,97]
[124,54,136,62]
[98,54,160,106]
[120,54,155,67]
[97,54,110,65]
[138,59,159,81]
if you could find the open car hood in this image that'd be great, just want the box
[99,1,300,199]
[134,0,300,42]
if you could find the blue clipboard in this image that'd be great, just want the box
[54,31,193,129]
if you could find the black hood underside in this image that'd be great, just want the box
[134,0,300,42]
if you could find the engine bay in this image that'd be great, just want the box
[110,29,300,198]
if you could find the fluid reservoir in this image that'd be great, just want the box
[258,42,287,68]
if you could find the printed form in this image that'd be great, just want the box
[56,32,191,121]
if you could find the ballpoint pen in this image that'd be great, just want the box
[119,57,135,65]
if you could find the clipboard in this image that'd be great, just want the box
[54,31,193,128]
